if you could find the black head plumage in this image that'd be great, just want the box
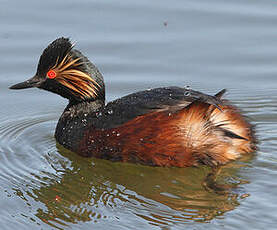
[37,37,73,76]
[10,37,105,103]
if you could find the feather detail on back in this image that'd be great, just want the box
[77,92,256,167]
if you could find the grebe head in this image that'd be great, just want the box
[10,37,105,103]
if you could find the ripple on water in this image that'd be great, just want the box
[0,96,272,230]
[0,114,58,189]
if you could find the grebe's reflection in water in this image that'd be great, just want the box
[26,145,252,228]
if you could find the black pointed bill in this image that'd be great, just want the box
[9,75,42,90]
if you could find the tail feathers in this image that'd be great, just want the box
[186,88,227,117]
[179,98,256,166]
[214,89,227,99]
[217,127,248,141]
[210,103,257,155]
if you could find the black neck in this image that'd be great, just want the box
[55,99,105,151]
[66,98,105,115]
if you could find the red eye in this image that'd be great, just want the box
[47,70,56,79]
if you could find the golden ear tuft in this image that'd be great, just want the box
[50,53,100,99]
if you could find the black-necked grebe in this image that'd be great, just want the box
[10,37,256,167]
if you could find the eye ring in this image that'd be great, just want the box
[47,70,57,79]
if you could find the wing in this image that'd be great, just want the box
[93,86,225,129]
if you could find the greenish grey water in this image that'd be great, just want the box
[1,0,277,229]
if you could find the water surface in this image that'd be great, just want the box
[1,0,277,229]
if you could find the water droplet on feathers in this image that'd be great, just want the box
[184,91,191,96]
[96,112,102,117]
[184,85,191,96]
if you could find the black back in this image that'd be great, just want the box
[97,86,223,128]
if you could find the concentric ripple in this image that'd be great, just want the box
[0,102,259,229]
[1,88,277,230]
[0,114,57,186]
